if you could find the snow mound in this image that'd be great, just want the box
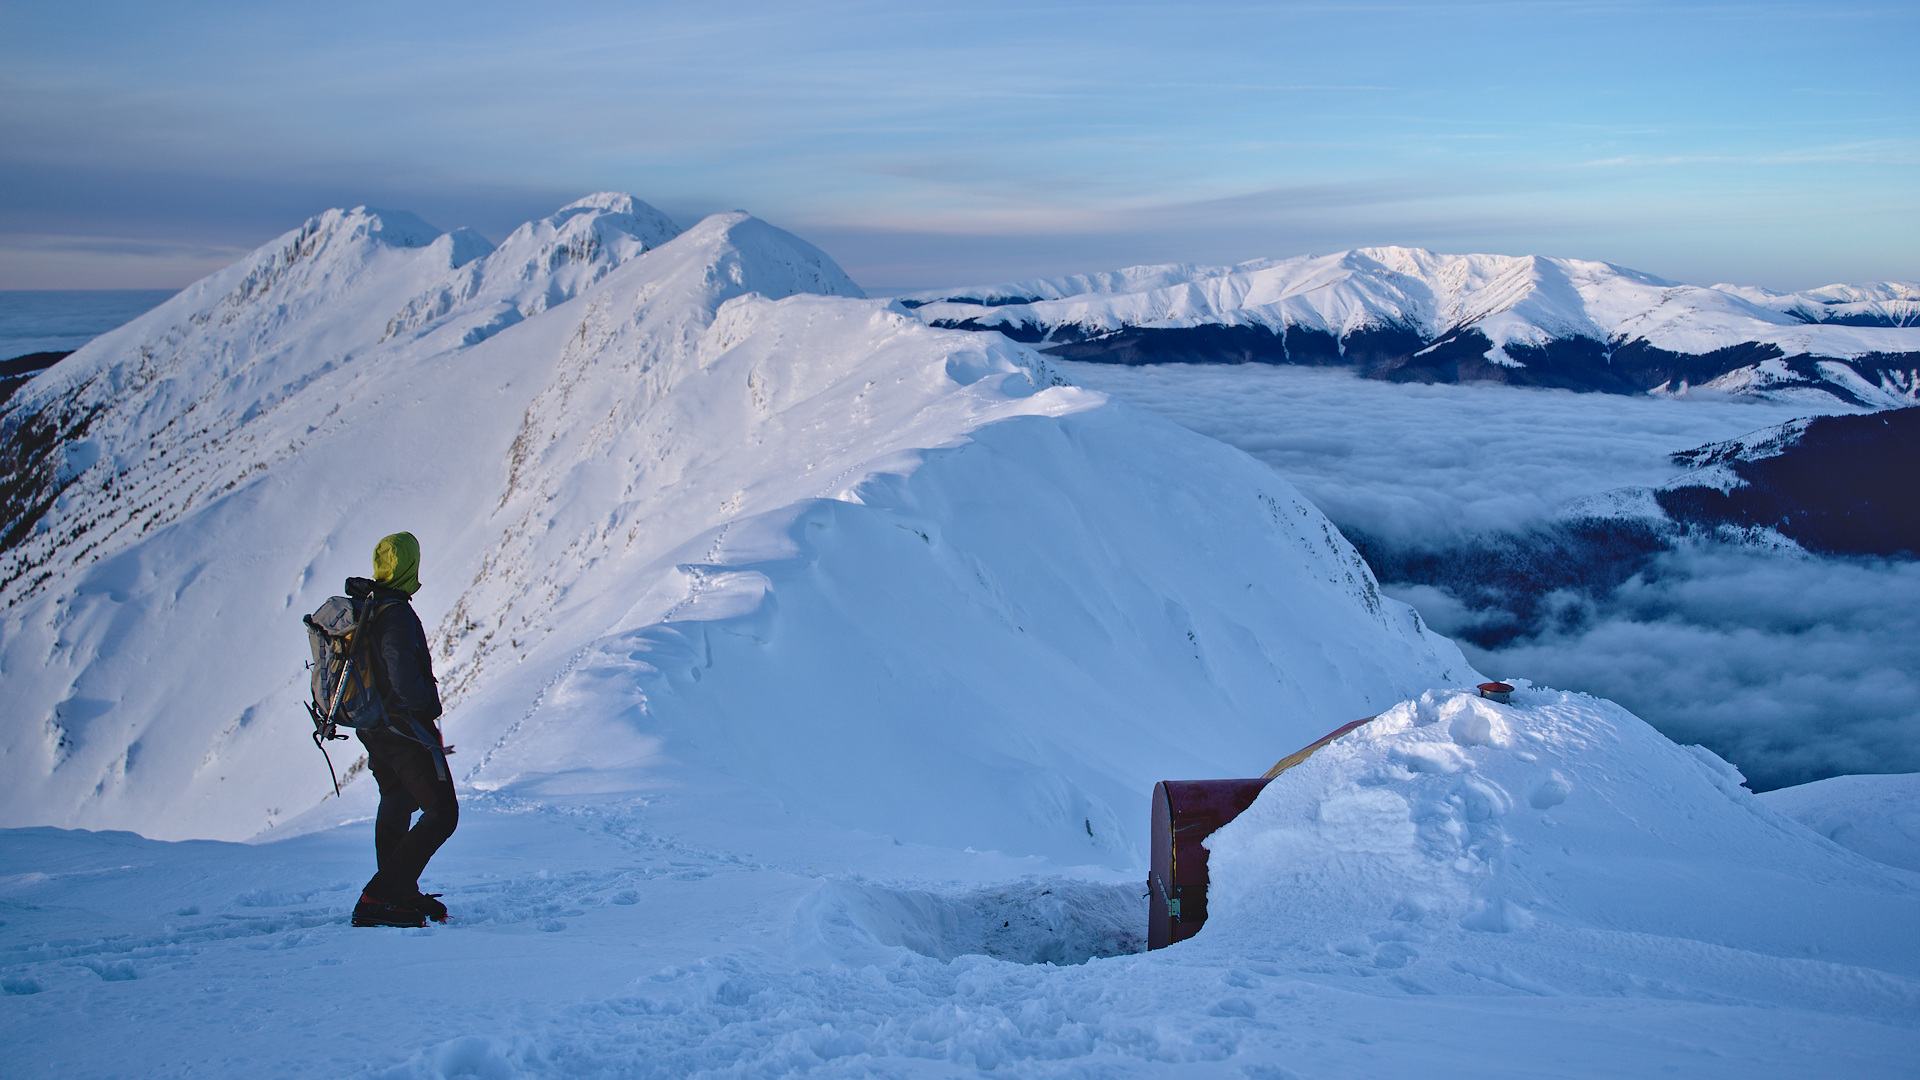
[1761,772,1920,874]
[1204,685,1920,994]
[3,693,1918,1076]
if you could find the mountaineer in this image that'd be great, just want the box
[345,531,458,927]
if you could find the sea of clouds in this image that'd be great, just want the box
[1059,360,1917,790]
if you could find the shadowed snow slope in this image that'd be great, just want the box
[1760,772,1920,874]
[0,194,1470,862]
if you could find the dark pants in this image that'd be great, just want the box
[359,726,458,900]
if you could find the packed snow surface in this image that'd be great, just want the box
[3,688,1914,1077]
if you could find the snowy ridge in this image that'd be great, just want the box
[0,194,674,602]
[1669,415,1818,469]
[380,192,682,346]
[903,249,1920,407]
[1718,280,1920,328]
[0,195,1469,859]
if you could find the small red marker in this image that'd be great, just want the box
[1477,681,1515,704]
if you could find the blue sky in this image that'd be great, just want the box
[2,1,1914,290]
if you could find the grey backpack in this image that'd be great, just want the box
[303,594,400,735]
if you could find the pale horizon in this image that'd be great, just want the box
[3,1,1915,292]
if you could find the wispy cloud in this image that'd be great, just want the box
[4,0,1916,286]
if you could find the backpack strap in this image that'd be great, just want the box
[356,597,451,781]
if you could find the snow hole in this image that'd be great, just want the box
[798,878,1147,966]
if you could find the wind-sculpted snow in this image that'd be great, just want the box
[0,193,1468,859]
[904,249,1920,407]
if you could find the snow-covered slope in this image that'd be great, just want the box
[0,193,678,601]
[3,684,1915,1078]
[0,195,1470,862]
[902,250,1920,407]
[1760,772,1920,874]
[5,199,1917,1071]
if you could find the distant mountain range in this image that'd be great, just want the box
[901,251,1920,408]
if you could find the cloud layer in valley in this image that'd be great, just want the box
[1060,361,1911,790]
[1055,363,1845,542]
[1441,547,1920,790]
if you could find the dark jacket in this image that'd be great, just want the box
[345,576,442,732]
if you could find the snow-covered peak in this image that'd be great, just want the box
[380,192,682,345]
[319,204,444,249]
[496,191,679,268]
[1715,280,1920,328]
[557,190,654,215]
[903,246,1810,347]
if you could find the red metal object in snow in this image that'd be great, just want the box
[1148,778,1270,950]
[1148,715,1380,950]
[1477,681,1515,704]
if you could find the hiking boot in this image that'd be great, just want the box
[352,891,427,928]
[411,892,448,923]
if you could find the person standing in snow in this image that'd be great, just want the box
[349,531,459,928]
